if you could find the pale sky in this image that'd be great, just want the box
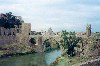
[0,0,100,32]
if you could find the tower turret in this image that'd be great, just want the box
[48,27,53,35]
[86,24,91,37]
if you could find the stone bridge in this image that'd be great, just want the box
[30,35,61,52]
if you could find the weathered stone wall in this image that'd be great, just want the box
[20,23,31,44]
[0,23,31,46]
[0,25,22,35]
[30,35,44,52]
[30,34,61,52]
[0,28,17,45]
[0,35,17,46]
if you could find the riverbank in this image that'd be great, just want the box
[0,52,45,66]
[0,50,36,58]
[50,54,100,66]
[0,42,39,59]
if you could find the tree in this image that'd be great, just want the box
[0,12,23,29]
[60,30,82,57]
[43,39,51,48]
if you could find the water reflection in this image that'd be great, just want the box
[45,50,61,66]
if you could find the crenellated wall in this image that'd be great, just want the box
[0,23,31,47]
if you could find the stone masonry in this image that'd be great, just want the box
[0,23,31,47]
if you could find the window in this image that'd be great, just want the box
[4,32,5,35]
[8,32,11,36]
[29,33,30,35]
[13,32,15,35]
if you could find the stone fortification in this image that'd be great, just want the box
[0,23,31,47]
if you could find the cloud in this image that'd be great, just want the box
[32,22,86,32]
[0,0,100,32]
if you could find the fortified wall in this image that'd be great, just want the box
[19,23,31,43]
[0,23,31,47]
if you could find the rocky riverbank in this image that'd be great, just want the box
[0,42,37,58]
[50,56,100,66]
[0,50,36,58]
[50,55,100,66]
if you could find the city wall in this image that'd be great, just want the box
[0,23,31,47]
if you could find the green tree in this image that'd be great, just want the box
[0,12,23,29]
[43,39,51,48]
[60,30,81,57]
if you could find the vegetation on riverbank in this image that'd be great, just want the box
[50,30,100,66]
[50,55,100,66]
[59,30,82,57]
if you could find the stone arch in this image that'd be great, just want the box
[43,39,51,51]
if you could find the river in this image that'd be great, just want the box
[0,50,61,66]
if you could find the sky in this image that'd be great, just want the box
[0,0,100,32]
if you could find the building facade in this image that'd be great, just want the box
[0,23,31,46]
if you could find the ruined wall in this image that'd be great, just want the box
[0,36,18,46]
[0,23,31,46]
[0,27,19,46]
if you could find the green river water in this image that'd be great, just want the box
[0,50,61,66]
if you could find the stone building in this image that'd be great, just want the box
[86,24,91,37]
[76,24,92,38]
[0,23,31,46]
[48,27,53,35]
[19,23,31,43]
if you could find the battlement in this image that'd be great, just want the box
[0,23,31,46]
